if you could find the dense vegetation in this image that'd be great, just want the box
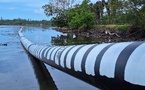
[43,0,145,31]
[0,18,51,26]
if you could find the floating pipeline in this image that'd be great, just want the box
[18,27,145,90]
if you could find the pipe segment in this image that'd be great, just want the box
[19,27,145,89]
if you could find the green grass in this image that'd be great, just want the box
[97,24,130,31]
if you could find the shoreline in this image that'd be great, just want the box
[54,27,145,43]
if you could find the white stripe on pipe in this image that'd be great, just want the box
[60,46,74,67]
[66,45,83,69]
[125,43,145,86]
[85,43,111,76]
[99,42,133,78]
[74,44,95,72]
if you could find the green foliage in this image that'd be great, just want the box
[66,0,95,30]
[51,16,67,27]
[96,0,145,29]
[42,0,145,30]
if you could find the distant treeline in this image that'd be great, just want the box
[0,18,51,26]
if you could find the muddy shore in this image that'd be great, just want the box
[54,27,145,43]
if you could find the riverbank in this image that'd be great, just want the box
[54,26,145,43]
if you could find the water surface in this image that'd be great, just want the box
[0,25,98,90]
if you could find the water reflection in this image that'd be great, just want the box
[27,54,58,90]
[51,34,99,46]
[24,26,52,32]
[23,26,63,46]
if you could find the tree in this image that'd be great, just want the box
[91,1,103,24]
[42,0,76,16]
[125,0,145,27]
[42,0,77,27]
[66,0,95,30]
[102,0,110,17]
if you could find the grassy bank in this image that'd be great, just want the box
[97,24,131,31]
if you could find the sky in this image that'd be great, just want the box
[0,0,97,20]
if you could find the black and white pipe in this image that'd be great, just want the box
[19,27,145,89]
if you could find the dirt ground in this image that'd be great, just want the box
[82,27,145,43]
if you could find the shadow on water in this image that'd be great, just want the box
[27,53,58,90]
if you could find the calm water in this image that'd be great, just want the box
[0,25,98,90]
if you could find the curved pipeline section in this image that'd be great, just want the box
[19,27,145,89]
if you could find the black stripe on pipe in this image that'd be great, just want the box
[94,44,115,75]
[114,42,143,80]
[64,46,76,68]
[49,47,58,60]
[81,44,98,73]
[71,45,85,70]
